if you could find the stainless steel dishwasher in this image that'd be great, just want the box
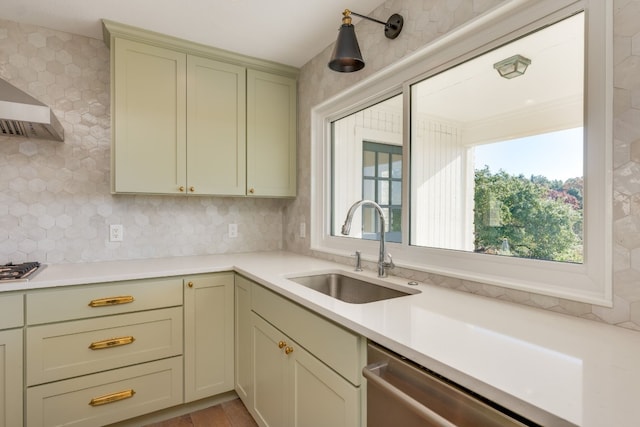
[364,342,540,427]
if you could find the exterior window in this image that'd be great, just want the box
[410,13,584,263]
[314,0,611,305]
[331,95,402,241]
[362,142,402,243]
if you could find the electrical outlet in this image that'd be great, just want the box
[300,222,306,239]
[110,224,123,242]
[228,223,238,238]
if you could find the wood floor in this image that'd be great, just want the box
[144,398,258,427]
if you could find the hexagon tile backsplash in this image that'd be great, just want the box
[0,18,286,264]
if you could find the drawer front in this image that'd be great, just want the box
[27,277,183,324]
[0,293,24,329]
[26,307,183,386]
[251,282,362,385]
[26,356,183,427]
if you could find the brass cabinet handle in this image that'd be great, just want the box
[88,296,134,307]
[89,389,136,406]
[187,281,194,288]
[285,346,294,355]
[89,336,135,350]
[189,186,195,192]
[179,186,185,192]
[278,340,286,349]
[248,187,255,194]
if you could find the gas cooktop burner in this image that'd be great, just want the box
[0,262,43,282]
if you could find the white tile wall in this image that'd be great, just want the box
[0,19,285,264]
[284,0,640,330]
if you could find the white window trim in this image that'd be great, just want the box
[311,0,612,306]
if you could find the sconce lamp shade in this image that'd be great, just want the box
[493,54,531,79]
[329,22,365,72]
[328,9,403,73]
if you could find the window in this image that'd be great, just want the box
[362,142,402,243]
[331,94,403,242]
[312,0,612,306]
[409,13,584,262]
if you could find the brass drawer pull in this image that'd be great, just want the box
[89,336,135,350]
[89,389,136,406]
[285,346,294,355]
[278,340,287,349]
[88,296,134,307]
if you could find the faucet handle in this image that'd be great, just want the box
[352,251,363,271]
[384,253,395,270]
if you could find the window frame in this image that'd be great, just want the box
[311,0,612,306]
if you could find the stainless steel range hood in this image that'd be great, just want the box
[0,78,64,141]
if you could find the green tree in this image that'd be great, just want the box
[474,167,583,262]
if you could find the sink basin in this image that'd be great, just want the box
[288,272,418,304]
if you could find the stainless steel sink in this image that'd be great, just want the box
[288,273,418,304]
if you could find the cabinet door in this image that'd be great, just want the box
[184,273,234,402]
[0,329,23,427]
[251,313,360,427]
[235,275,253,405]
[113,38,187,194]
[247,70,297,197]
[187,56,246,195]
[251,313,288,427]
[290,342,360,427]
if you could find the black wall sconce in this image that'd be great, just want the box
[328,9,404,73]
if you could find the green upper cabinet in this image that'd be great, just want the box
[104,20,297,197]
[112,38,187,194]
[187,56,246,196]
[247,70,297,197]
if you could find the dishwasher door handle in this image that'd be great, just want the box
[363,362,458,427]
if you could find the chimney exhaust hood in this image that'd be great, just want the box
[0,78,64,142]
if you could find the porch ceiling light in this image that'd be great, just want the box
[493,54,531,79]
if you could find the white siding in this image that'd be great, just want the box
[411,115,474,251]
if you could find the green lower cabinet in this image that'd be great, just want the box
[183,273,235,402]
[252,313,289,427]
[0,328,23,427]
[234,275,253,405]
[289,329,360,427]
[234,274,364,427]
[251,314,359,427]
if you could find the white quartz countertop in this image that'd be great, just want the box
[8,251,640,426]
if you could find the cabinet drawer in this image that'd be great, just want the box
[26,356,183,427]
[26,307,183,386]
[27,277,182,324]
[0,293,24,329]
[251,283,362,385]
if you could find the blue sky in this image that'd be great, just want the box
[473,128,583,181]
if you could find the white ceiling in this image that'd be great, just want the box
[414,13,583,124]
[370,13,583,146]
[1,0,387,68]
